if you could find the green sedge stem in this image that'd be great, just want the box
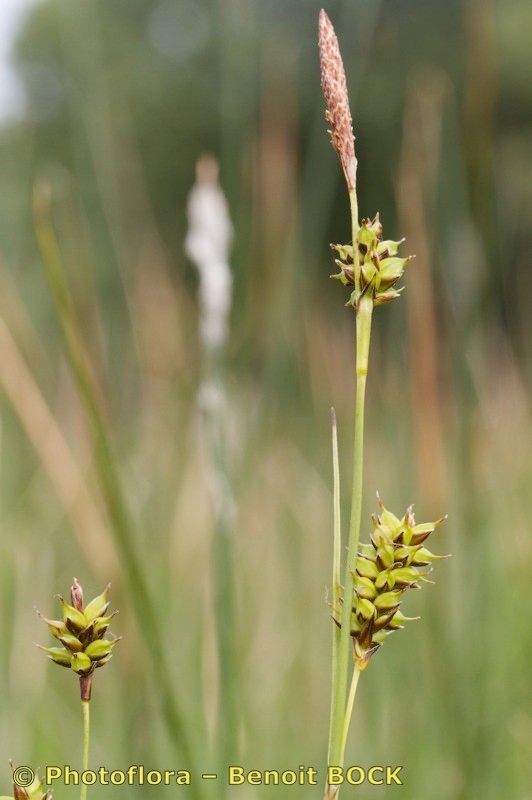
[349,189,361,297]
[80,700,90,800]
[327,409,342,763]
[326,188,373,799]
[331,409,342,593]
[340,666,361,761]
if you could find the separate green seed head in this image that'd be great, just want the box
[331,215,414,309]
[0,764,52,800]
[37,579,120,700]
[333,497,448,670]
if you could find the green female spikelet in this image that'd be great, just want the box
[332,214,414,309]
[37,579,120,701]
[333,496,448,670]
[1,765,51,800]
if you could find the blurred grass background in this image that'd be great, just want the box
[0,0,531,798]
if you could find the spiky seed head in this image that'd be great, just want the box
[332,498,449,670]
[37,580,119,701]
[318,10,357,191]
[331,214,414,308]
[4,764,52,800]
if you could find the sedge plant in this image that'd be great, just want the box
[36,579,120,800]
[318,11,448,798]
[32,184,202,799]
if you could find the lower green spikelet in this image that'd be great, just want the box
[0,764,52,800]
[333,495,448,670]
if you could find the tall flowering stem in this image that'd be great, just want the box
[319,10,369,786]
[318,11,446,800]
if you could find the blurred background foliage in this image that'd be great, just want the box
[0,0,530,798]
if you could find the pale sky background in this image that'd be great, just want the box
[0,0,38,120]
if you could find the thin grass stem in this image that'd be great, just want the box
[326,191,373,797]
[80,700,90,800]
[331,409,342,594]
[349,190,361,297]
[327,409,342,762]
[340,666,361,760]
[204,349,238,786]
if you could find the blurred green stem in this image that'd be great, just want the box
[80,701,90,800]
[33,186,202,799]
[326,190,373,798]
[327,410,342,762]
[203,349,238,789]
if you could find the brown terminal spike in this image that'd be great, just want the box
[318,9,357,191]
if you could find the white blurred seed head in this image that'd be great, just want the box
[185,154,233,349]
